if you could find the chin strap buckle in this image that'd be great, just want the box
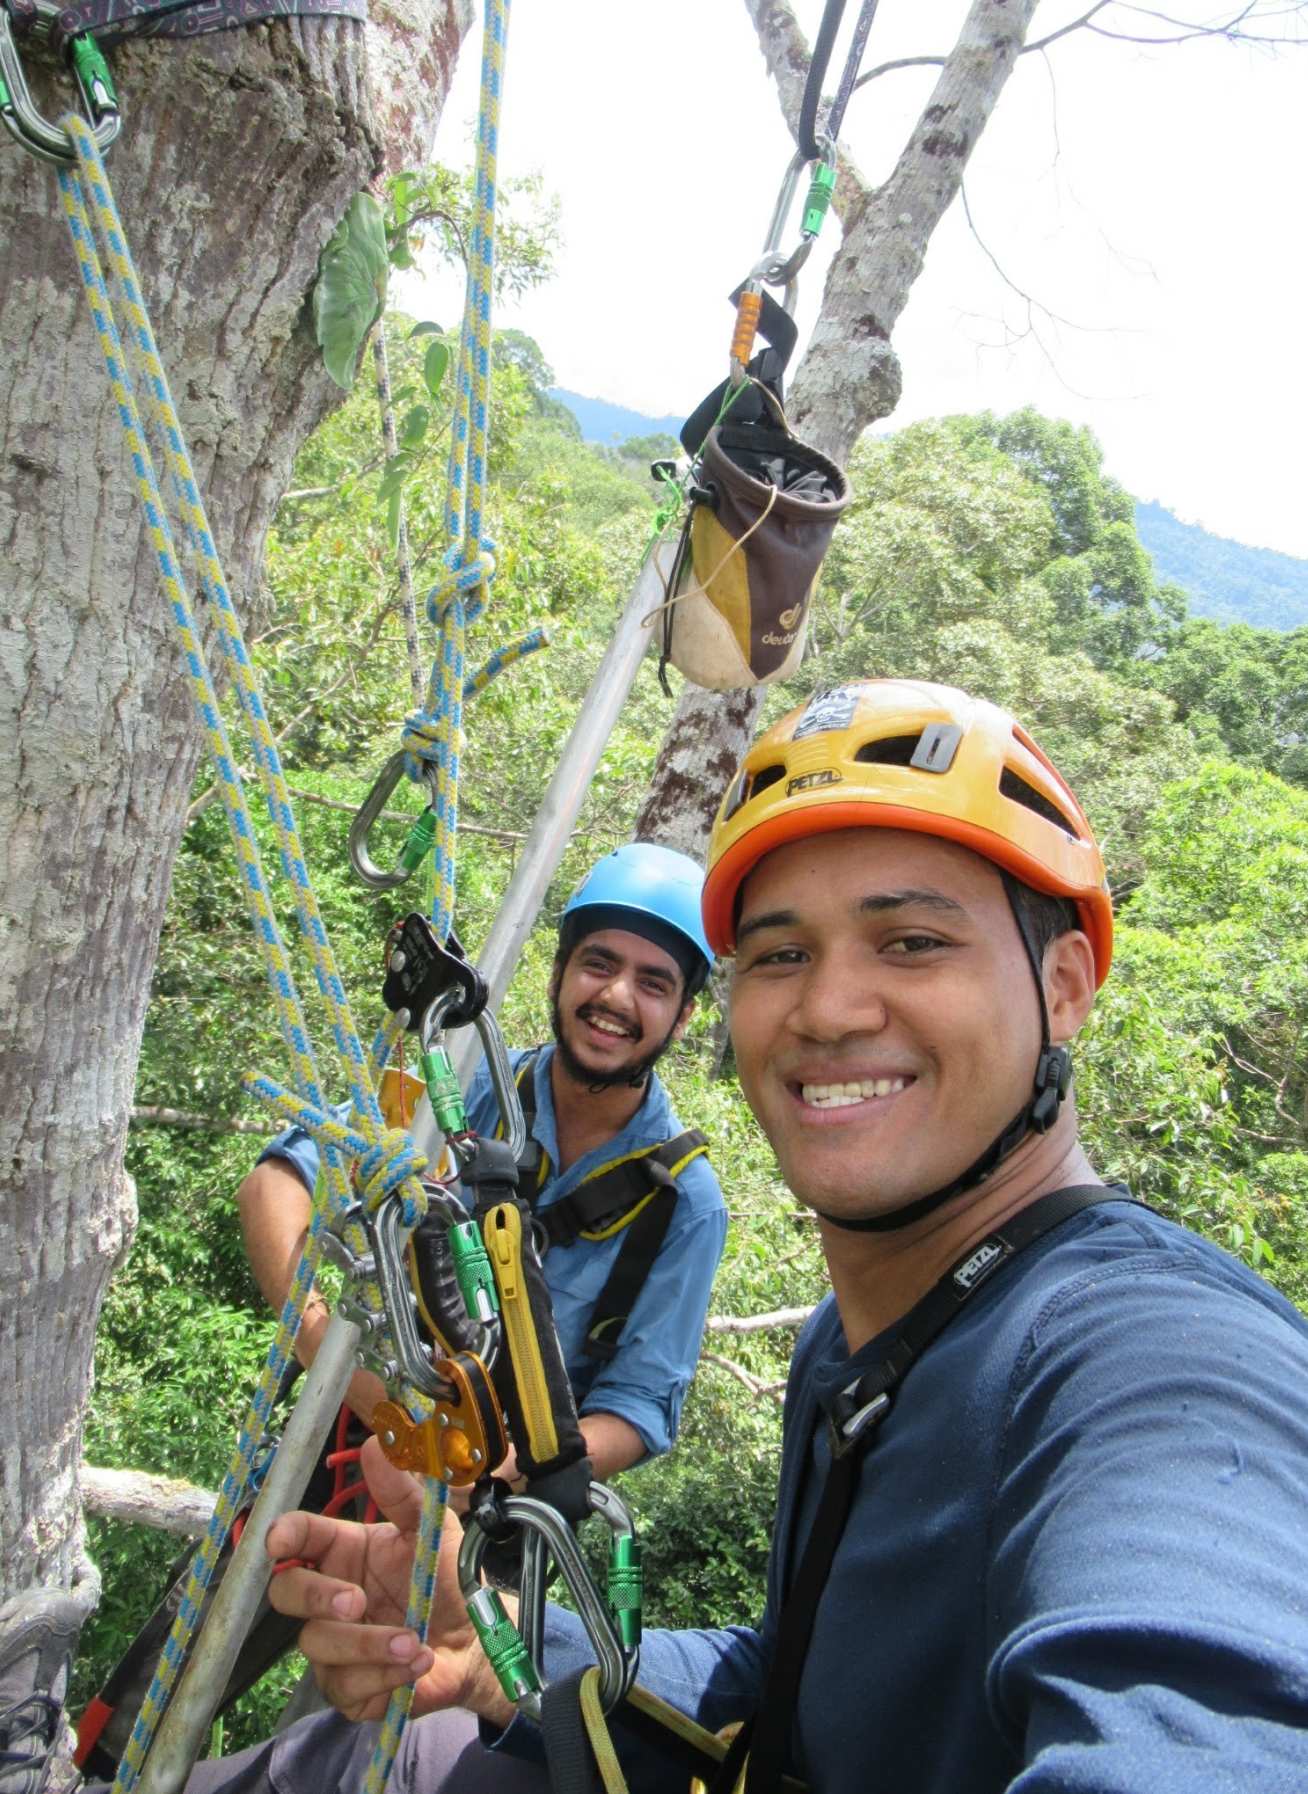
[1030,1045,1072,1133]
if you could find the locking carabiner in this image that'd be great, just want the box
[729,141,838,382]
[348,749,442,890]
[459,1485,639,1721]
[0,10,121,166]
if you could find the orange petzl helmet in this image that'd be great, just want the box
[703,679,1113,985]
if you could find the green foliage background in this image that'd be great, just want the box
[76,264,1308,1750]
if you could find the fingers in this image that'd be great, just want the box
[299,1618,435,1724]
[360,1435,426,1531]
[265,1506,364,1572]
[267,1560,368,1625]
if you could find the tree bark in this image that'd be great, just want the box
[0,1,471,1601]
[635,0,1039,861]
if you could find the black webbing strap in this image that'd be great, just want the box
[680,286,799,459]
[537,1130,707,1248]
[540,1669,605,1794]
[726,1185,1138,1794]
[8,0,367,55]
[581,1178,679,1364]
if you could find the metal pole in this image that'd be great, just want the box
[138,1312,363,1794]
[418,540,669,1118]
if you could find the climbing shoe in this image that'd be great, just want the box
[0,1593,82,1794]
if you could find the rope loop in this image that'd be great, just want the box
[357,1132,429,1223]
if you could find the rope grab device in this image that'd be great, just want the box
[648,0,883,694]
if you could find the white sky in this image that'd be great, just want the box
[400,1,1307,557]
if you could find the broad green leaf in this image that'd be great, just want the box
[423,339,451,401]
[312,192,389,390]
[410,321,445,339]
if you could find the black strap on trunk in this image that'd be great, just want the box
[723,1185,1137,1794]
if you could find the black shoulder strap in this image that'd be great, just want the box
[729,1185,1141,1794]
[535,1130,708,1249]
[581,1183,680,1365]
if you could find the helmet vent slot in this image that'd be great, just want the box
[749,764,786,802]
[999,768,1076,837]
[853,733,921,768]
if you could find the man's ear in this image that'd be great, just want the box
[1043,931,1097,1045]
[548,950,566,1005]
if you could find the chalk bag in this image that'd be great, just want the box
[659,419,849,691]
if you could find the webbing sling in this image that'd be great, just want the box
[508,1050,709,1357]
[718,1186,1142,1794]
[4,0,368,55]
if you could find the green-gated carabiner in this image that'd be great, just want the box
[0,9,121,165]
[348,750,442,890]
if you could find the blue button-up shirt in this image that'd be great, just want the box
[258,1044,726,1458]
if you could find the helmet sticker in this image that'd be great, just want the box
[792,684,862,740]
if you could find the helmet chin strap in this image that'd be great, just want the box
[817,873,1072,1235]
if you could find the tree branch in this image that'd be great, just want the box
[130,1105,269,1137]
[81,1465,216,1539]
[699,1352,788,1402]
[706,1305,816,1334]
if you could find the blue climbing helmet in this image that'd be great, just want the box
[559,843,714,997]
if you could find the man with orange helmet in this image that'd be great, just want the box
[15,684,1308,1794]
[236,681,1308,1794]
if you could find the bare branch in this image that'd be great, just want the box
[131,1105,268,1137]
[700,1352,788,1402]
[82,1464,216,1539]
[707,1305,816,1335]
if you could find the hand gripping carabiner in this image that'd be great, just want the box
[348,750,442,890]
[0,11,121,165]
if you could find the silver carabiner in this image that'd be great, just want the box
[348,750,439,890]
[0,12,121,166]
[459,1486,639,1719]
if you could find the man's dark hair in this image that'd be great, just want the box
[1008,881,1081,965]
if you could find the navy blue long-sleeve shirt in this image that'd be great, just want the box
[500,1196,1308,1791]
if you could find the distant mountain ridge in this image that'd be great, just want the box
[550,389,684,446]
[550,390,1308,632]
[1133,501,1308,632]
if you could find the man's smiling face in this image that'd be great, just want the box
[551,927,689,1087]
[728,827,1044,1221]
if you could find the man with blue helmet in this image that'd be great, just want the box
[236,842,727,1486]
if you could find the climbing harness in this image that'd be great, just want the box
[546,1187,1144,1794]
[505,1049,710,1360]
[649,0,880,692]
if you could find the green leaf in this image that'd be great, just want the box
[312,192,389,390]
[423,339,451,401]
[410,321,445,339]
[401,406,430,449]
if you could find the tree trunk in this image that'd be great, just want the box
[0,2,471,1602]
[636,0,1039,862]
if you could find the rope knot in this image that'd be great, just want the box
[400,709,453,780]
[356,1130,428,1225]
[426,544,496,628]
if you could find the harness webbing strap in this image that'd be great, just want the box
[732,1187,1140,1794]
[7,0,367,55]
[504,1051,709,1358]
